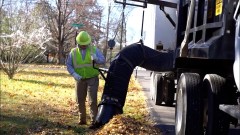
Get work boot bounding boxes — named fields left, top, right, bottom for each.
left=78, top=112, right=86, bottom=125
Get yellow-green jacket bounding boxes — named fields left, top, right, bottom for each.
left=71, top=46, right=99, bottom=79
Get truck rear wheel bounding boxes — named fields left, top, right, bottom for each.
left=175, top=73, right=203, bottom=135
left=203, top=74, right=230, bottom=135
left=163, top=79, right=175, bottom=106
left=153, top=74, right=163, bottom=105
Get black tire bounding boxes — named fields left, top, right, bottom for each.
left=164, top=79, right=175, bottom=106
left=175, top=73, right=203, bottom=135
left=153, top=74, right=163, bottom=105
left=203, top=74, right=230, bottom=135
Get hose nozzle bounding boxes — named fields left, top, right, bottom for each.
left=93, top=96, right=123, bottom=128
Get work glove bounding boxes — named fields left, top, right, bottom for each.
left=91, top=54, right=98, bottom=61
left=72, top=72, right=82, bottom=82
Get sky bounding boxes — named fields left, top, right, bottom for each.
left=126, top=7, right=144, bottom=44
left=98, top=0, right=143, bottom=45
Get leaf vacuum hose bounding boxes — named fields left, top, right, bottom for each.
left=94, top=43, right=175, bottom=128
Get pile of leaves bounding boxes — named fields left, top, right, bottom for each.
left=89, top=115, right=162, bottom=135
left=1, top=66, right=151, bottom=134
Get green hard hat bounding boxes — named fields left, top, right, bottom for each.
left=76, top=31, right=91, bottom=45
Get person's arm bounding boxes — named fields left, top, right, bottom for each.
left=66, top=51, right=82, bottom=81
left=94, top=48, right=106, bottom=64
left=66, top=52, right=76, bottom=75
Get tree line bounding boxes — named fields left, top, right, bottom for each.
left=0, top=0, right=133, bottom=79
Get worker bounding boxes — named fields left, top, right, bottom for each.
left=66, top=31, right=105, bottom=128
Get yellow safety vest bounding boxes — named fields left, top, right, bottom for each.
left=71, top=46, right=99, bottom=79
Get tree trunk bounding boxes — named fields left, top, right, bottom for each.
left=58, top=43, right=65, bottom=64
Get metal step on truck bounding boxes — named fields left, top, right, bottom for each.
left=119, top=0, right=240, bottom=134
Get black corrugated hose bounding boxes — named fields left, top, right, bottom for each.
left=93, top=42, right=175, bottom=128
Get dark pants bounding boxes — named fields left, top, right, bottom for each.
left=75, top=76, right=99, bottom=123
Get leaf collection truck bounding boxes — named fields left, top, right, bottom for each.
left=93, top=0, right=240, bottom=135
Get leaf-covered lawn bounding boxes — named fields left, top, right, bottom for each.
left=0, top=65, right=149, bottom=134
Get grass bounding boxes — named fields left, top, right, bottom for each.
left=0, top=65, right=149, bottom=135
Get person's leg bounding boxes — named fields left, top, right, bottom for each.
left=86, top=76, right=99, bottom=124
left=76, top=80, right=87, bottom=124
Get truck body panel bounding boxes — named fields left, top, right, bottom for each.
left=143, top=1, right=177, bottom=50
